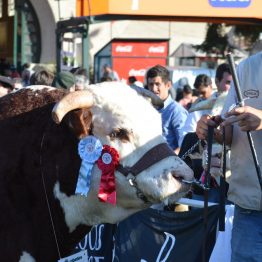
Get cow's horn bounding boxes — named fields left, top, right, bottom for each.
left=131, top=85, right=164, bottom=108
left=189, top=97, right=216, bottom=113
left=189, top=92, right=228, bottom=113
left=52, top=90, right=94, bottom=124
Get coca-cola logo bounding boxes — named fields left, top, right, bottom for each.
left=115, top=45, right=133, bottom=53
left=148, top=46, right=165, bottom=53
left=129, top=69, right=146, bottom=77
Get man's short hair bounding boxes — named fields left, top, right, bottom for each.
left=146, top=65, right=170, bottom=84
left=30, top=69, right=54, bottom=86
left=215, top=63, right=231, bottom=82
left=193, top=74, right=212, bottom=89
left=183, top=84, right=193, bottom=95
left=75, top=67, right=88, bottom=77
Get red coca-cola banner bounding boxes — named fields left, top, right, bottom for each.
left=112, top=41, right=168, bottom=83
left=113, top=57, right=166, bottom=83
left=112, top=41, right=168, bottom=57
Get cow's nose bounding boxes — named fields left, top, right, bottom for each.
left=171, top=166, right=194, bottom=182
left=172, top=173, right=184, bottom=182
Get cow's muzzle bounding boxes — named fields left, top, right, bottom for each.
left=116, top=143, right=185, bottom=203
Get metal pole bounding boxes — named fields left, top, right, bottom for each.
left=56, top=30, right=62, bottom=73
left=82, top=22, right=89, bottom=77
left=21, top=8, right=26, bottom=65
left=13, top=9, right=18, bottom=67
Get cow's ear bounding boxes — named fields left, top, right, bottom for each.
left=65, top=108, right=93, bottom=139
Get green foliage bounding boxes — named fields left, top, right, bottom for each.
left=196, top=23, right=262, bottom=55
left=234, top=24, right=262, bottom=47
left=195, top=23, right=229, bottom=57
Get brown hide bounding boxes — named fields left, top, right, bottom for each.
left=66, top=109, right=93, bottom=138
left=0, top=88, right=92, bottom=261
left=0, top=88, right=93, bottom=139
left=0, top=88, right=66, bottom=120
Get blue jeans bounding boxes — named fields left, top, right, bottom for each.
left=231, top=205, right=262, bottom=262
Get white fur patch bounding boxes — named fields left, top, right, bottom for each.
left=19, top=251, right=36, bottom=262
left=54, top=182, right=87, bottom=232
left=27, top=85, right=56, bottom=91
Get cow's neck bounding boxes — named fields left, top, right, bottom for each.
left=54, top=183, right=140, bottom=232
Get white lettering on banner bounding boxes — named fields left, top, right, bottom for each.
left=140, top=232, right=176, bottom=262
left=115, top=45, right=133, bottom=53
left=89, top=224, right=104, bottom=251
left=112, top=236, right=116, bottom=260
left=87, top=256, right=104, bottom=262
left=148, top=46, right=165, bottom=53
left=156, top=232, right=176, bottom=262
left=78, top=235, right=88, bottom=250
left=78, top=224, right=104, bottom=251
left=129, top=69, right=146, bottom=77
left=58, top=250, right=87, bottom=262
left=76, top=225, right=105, bottom=261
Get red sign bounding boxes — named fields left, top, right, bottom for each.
left=112, top=57, right=167, bottom=83
left=110, top=40, right=168, bottom=83
left=112, top=41, right=168, bottom=57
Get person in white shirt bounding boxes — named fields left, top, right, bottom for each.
left=179, top=74, right=213, bottom=146
left=179, top=64, right=232, bottom=146
left=196, top=52, right=262, bottom=262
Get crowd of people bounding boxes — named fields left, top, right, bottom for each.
left=1, top=52, right=262, bottom=261
left=0, top=60, right=91, bottom=98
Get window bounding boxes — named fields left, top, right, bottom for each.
left=8, top=0, right=15, bottom=17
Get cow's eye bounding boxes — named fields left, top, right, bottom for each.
left=109, top=128, right=130, bottom=142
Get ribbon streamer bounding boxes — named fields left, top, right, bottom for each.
left=76, top=136, right=103, bottom=196
left=97, top=145, right=119, bottom=205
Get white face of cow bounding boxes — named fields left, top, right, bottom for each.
left=54, top=82, right=193, bottom=231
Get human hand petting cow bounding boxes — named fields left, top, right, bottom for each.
left=196, top=105, right=262, bottom=143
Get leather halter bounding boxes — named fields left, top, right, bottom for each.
left=116, top=143, right=175, bottom=203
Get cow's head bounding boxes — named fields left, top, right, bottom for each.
left=52, top=82, right=193, bottom=230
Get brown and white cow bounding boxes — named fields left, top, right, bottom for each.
left=0, top=82, right=193, bottom=262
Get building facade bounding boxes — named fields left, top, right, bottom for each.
left=0, top=0, right=208, bottom=71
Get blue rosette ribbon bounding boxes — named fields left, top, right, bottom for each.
left=75, top=135, right=103, bottom=196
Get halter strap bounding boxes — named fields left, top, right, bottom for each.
left=116, top=143, right=175, bottom=177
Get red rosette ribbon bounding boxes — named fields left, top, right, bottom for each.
left=97, top=145, right=120, bottom=205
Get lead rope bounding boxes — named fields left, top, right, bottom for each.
left=180, top=140, right=201, bottom=160
left=202, top=125, right=214, bottom=262
left=219, top=126, right=226, bottom=231
left=40, top=131, right=62, bottom=259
